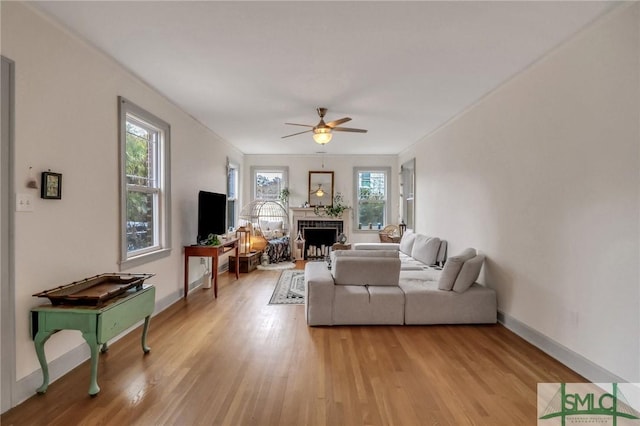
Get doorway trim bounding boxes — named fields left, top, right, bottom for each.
left=1, top=55, right=16, bottom=413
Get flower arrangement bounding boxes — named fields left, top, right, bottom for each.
left=314, top=192, right=349, bottom=218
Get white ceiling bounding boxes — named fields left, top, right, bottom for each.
left=32, top=1, right=617, bottom=156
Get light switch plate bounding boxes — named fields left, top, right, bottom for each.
left=16, top=193, right=34, bottom=212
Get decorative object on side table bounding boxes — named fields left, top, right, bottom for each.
left=199, top=233, right=220, bottom=246
left=236, top=226, right=251, bottom=254
left=332, top=242, right=351, bottom=251
left=399, top=220, right=407, bottom=237
left=41, top=171, right=62, bottom=199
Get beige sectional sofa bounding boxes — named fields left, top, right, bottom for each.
left=304, top=231, right=497, bottom=326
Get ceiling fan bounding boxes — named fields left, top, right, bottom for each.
left=282, top=107, right=367, bottom=145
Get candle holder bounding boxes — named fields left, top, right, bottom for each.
left=236, top=226, right=251, bottom=254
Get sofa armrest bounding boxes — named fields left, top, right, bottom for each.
left=305, top=262, right=335, bottom=326
left=353, top=243, right=400, bottom=251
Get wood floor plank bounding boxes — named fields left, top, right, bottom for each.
left=2, top=266, right=585, bottom=425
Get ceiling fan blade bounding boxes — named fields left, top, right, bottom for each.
left=332, top=127, right=368, bottom=133
left=281, top=129, right=313, bottom=138
left=284, top=122, right=314, bottom=127
left=326, top=117, right=351, bottom=128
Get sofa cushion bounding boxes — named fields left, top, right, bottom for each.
left=353, top=243, right=400, bottom=251
left=334, top=249, right=398, bottom=258
left=452, top=254, right=485, bottom=293
left=411, top=235, right=440, bottom=266
left=332, top=257, right=401, bottom=286
left=399, top=279, right=497, bottom=324
left=437, top=248, right=476, bottom=290
left=399, top=230, right=416, bottom=255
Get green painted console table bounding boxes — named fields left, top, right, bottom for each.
left=30, top=284, right=155, bottom=396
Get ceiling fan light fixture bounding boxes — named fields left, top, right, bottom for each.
left=316, top=188, right=325, bottom=197
left=312, top=128, right=332, bottom=145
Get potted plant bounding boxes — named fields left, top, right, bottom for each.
left=314, top=192, right=349, bottom=218
left=278, top=188, right=290, bottom=206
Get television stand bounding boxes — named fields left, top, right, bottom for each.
left=183, top=238, right=239, bottom=299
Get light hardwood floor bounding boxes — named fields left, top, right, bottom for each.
left=2, top=265, right=584, bottom=425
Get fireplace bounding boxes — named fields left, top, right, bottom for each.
left=303, top=227, right=338, bottom=259
left=290, top=208, right=351, bottom=260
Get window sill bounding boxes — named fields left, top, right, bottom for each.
left=120, top=247, right=171, bottom=271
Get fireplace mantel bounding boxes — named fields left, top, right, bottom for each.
left=290, top=207, right=351, bottom=245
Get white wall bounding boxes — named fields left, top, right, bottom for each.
left=1, top=1, right=243, bottom=397
left=400, top=4, right=639, bottom=382
left=243, top=154, right=399, bottom=244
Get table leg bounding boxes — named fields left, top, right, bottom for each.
left=82, top=332, right=101, bottom=396
left=33, top=330, right=54, bottom=394
left=234, top=244, right=240, bottom=280
left=213, top=255, right=219, bottom=298
left=184, top=253, right=189, bottom=299
left=141, top=315, right=151, bottom=354
left=100, top=343, right=109, bottom=353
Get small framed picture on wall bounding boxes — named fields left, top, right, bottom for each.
left=41, top=171, right=62, bottom=199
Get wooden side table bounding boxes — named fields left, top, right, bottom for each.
left=229, top=251, right=262, bottom=273
left=183, top=238, right=239, bottom=299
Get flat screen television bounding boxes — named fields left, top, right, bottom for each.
left=197, top=190, right=227, bottom=243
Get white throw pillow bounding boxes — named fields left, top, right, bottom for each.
left=399, top=230, right=416, bottom=255
left=437, top=248, right=476, bottom=291
left=452, top=254, right=485, bottom=293
left=411, top=235, right=440, bottom=266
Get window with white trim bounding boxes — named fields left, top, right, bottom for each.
left=119, top=97, right=171, bottom=268
left=354, top=167, right=391, bottom=231
left=227, top=162, right=239, bottom=229
left=251, top=166, right=288, bottom=201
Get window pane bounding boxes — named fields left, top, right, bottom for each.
left=256, top=171, right=284, bottom=200
left=227, top=168, right=237, bottom=199
left=227, top=199, right=236, bottom=229
left=358, top=171, right=386, bottom=200
left=126, top=123, right=152, bottom=186
left=358, top=200, right=385, bottom=228
left=126, top=190, right=156, bottom=251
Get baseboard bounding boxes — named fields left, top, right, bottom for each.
left=497, top=310, right=625, bottom=383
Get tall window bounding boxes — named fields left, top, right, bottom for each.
left=119, top=97, right=171, bottom=268
left=251, top=166, right=288, bottom=201
left=354, top=167, right=391, bottom=230
left=227, top=161, right=238, bottom=229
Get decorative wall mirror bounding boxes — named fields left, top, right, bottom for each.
left=308, top=171, right=334, bottom=207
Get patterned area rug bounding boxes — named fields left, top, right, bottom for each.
left=269, top=270, right=305, bottom=305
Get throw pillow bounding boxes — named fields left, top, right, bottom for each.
left=399, top=230, right=416, bottom=255
left=411, top=235, right=440, bottom=266
left=437, top=248, right=476, bottom=291
left=452, top=254, right=485, bottom=293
